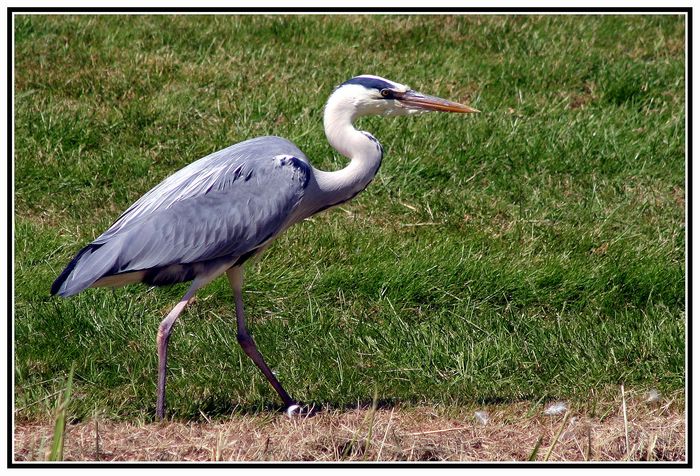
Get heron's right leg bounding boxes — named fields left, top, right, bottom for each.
left=156, top=283, right=199, bottom=420
left=226, top=267, right=299, bottom=411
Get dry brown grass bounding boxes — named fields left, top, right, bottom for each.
left=14, top=391, right=686, bottom=463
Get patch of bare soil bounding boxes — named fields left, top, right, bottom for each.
left=14, top=395, right=685, bottom=462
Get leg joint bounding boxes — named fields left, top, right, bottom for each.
left=236, top=331, right=254, bottom=347
left=158, top=321, right=174, bottom=344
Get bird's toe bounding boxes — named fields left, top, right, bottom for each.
left=285, top=403, right=317, bottom=418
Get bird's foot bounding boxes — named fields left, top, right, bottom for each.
left=285, top=402, right=318, bottom=418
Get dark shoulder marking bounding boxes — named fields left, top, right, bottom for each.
left=274, top=154, right=311, bottom=188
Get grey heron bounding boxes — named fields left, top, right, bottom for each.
left=51, top=75, right=479, bottom=419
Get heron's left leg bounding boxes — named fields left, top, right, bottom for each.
left=226, top=267, right=299, bottom=411
left=156, top=281, right=200, bottom=420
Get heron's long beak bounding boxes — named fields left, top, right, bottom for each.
left=398, top=90, right=480, bottom=114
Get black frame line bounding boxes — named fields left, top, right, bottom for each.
left=6, top=6, right=692, bottom=469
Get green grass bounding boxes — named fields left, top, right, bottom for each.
left=14, top=14, right=686, bottom=421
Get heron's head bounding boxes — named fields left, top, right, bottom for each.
left=326, top=74, right=479, bottom=119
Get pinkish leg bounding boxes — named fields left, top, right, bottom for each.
left=156, top=283, right=199, bottom=420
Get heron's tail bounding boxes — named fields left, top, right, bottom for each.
left=51, top=243, right=119, bottom=297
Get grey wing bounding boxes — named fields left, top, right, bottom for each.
left=52, top=136, right=311, bottom=297
left=95, top=136, right=309, bottom=243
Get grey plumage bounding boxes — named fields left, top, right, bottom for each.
left=52, top=136, right=310, bottom=297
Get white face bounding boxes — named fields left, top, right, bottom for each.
left=330, top=75, right=423, bottom=118
left=326, top=75, right=478, bottom=120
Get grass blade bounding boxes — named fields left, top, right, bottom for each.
left=528, top=436, right=543, bottom=461
left=621, top=384, right=629, bottom=458
left=544, top=411, right=570, bottom=462
left=585, top=425, right=592, bottom=461
left=94, top=406, right=100, bottom=462
left=362, top=387, right=379, bottom=460
left=48, top=364, right=75, bottom=461
left=376, top=407, right=395, bottom=461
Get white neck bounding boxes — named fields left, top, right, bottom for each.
left=305, top=91, right=384, bottom=212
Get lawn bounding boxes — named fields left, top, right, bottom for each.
left=13, top=14, right=685, bottom=428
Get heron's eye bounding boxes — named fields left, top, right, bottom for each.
left=380, top=89, right=392, bottom=98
